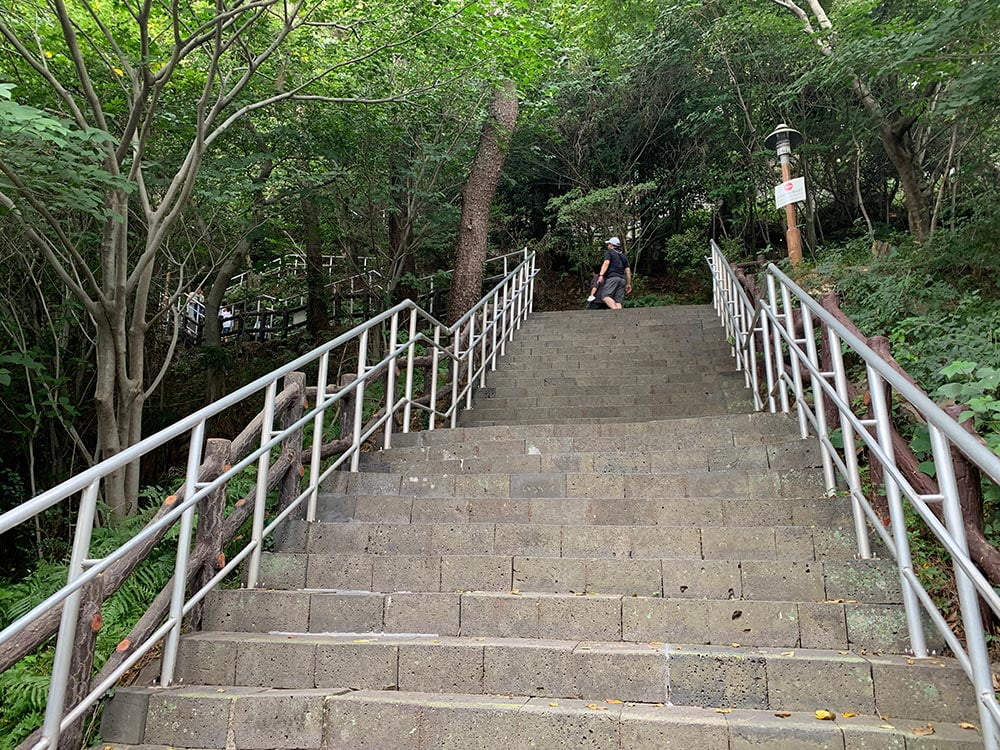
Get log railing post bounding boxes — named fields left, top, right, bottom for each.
left=58, top=575, right=105, bottom=750
left=190, top=438, right=231, bottom=629
left=277, top=372, right=306, bottom=516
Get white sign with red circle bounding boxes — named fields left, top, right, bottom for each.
left=774, top=177, right=806, bottom=208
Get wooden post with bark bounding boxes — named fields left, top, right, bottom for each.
left=278, top=373, right=306, bottom=515
left=189, top=438, right=232, bottom=629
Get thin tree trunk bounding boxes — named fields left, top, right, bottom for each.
left=446, top=82, right=518, bottom=323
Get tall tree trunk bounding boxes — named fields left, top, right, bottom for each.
left=203, top=237, right=247, bottom=401
left=302, top=189, right=329, bottom=342
left=447, top=82, right=519, bottom=323
left=879, top=123, right=930, bottom=242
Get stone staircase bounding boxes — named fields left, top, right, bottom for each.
left=102, top=306, right=982, bottom=749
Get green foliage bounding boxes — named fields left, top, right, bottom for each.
left=937, top=362, right=1000, bottom=454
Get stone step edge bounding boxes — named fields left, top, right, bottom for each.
left=101, top=687, right=984, bottom=749
left=174, top=633, right=971, bottom=722
left=202, top=588, right=944, bottom=655
left=256, top=553, right=896, bottom=603
left=389, top=411, right=797, bottom=440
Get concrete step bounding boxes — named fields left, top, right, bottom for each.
left=477, top=381, right=746, bottom=399
left=468, top=393, right=748, bottom=412
left=324, top=467, right=827, bottom=501
left=278, top=521, right=870, bottom=561
left=362, top=443, right=820, bottom=475
left=99, top=685, right=985, bottom=749
left=312, top=494, right=857, bottom=528
left=366, top=437, right=819, bottom=471
left=169, top=633, right=974, bottom=723
left=201, top=588, right=943, bottom=654
left=256, top=552, right=899, bottom=603
left=387, top=412, right=800, bottom=449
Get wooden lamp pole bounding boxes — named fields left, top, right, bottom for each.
left=764, top=123, right=804, bottom=265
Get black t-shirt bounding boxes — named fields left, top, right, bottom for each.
left=603, top=249, right=629, bottom=279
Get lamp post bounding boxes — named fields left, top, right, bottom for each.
left=764, top=123, right=804, bottom=265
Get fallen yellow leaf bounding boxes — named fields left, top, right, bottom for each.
left=842, top=712, right=857, bottom=718
left=780, top=651, right=795, bottom=657
left=814, top=710, right=836, bottom=721
left=548, top=702, right=558, bottom=707
left=959, top=722, right=978, bottom=730
left=730, top=642, right=741, bottom=648
left=510, top=589, right=520, bottom=595
left=715, top=708, right=732, bottom=714
left=838, top=650, right=850, bottom=655
left=605, top=699, right=623, bottom=704
left=881, top=724, right=895, bottom=730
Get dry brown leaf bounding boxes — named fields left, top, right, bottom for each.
left=814, top=710, right=836, bottom=721
left=774, top=712, right=791, bottom=718
left=838, top=650, right=850, bottom=655
left=959, top=722, right=978, bottom=730
left=605, top=699, right=623, bottom=705
left=842, top=712, right=857, bottom=718
left=912, top=725, right=935, bottom=736
left=715, top=708, right=732, bottom=714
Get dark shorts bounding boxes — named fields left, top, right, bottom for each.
left=601, top=276, right=626, bottom=303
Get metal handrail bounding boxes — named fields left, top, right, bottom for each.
left=708, top=241, right=1000, bottom=749
left=0, top=249, right=537, bottom=750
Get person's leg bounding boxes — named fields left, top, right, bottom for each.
left=602, top=296, right=616, bottom=309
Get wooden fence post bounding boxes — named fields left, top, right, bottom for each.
left=277, top=372, right=306, bottom=515
left=189, top=438, right=231, bottom=630
left=57, top=575, right=105, bottom=750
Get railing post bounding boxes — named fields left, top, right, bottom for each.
left=351, top=329, right=369, bottom=469
left=465, top=311, right=476, bottom=410
left=429, top=324, right=441, bottom=430
left=928, top=424, right=998, bottom=746
left=507, top=272, right=517, bottom=343
left=867, top=365, right=928, bottom=658
left=800, top=305, right=837, bottom=495
left=766, top=274, right=790, bottom=413
left=450, top=326, right=461, bottom=428
left=307, top=352, right=329, bottom=522
left=402, top=308, right=417, bottom=432
left=191, top=438, right=231, bottom=627
left=499, top=281, right=509, bottom=357
left=479, top=306, right=488, bottom=388
left=40, top=479, right=99, bottom=748
left=491, top=290, right=500, bottom=370
left=384, top=312, right=399, bottom=448
left=278, top=372, right=306, bottom=515
left=516, top=263, right=526, bottom=329
left=246, top=380, right=276, bottom=589
left=528, top=253, right=536, bottom=314
left=162, top=419, right=206, bottom=684
left=779, top=279, right=810, bottom=439
left=827, top=329, right=872, bottom=559
left=759, top=301, right=777, bottom=413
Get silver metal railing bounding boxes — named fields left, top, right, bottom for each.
left=0, top=248, right=537, bottom=750
left=708, top=241, right=1000, bottom=748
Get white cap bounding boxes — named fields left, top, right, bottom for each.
left=605, top=237, right=621, bottom=247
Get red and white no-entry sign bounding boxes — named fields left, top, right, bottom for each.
left=774, top=177, right=806, bottom=208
